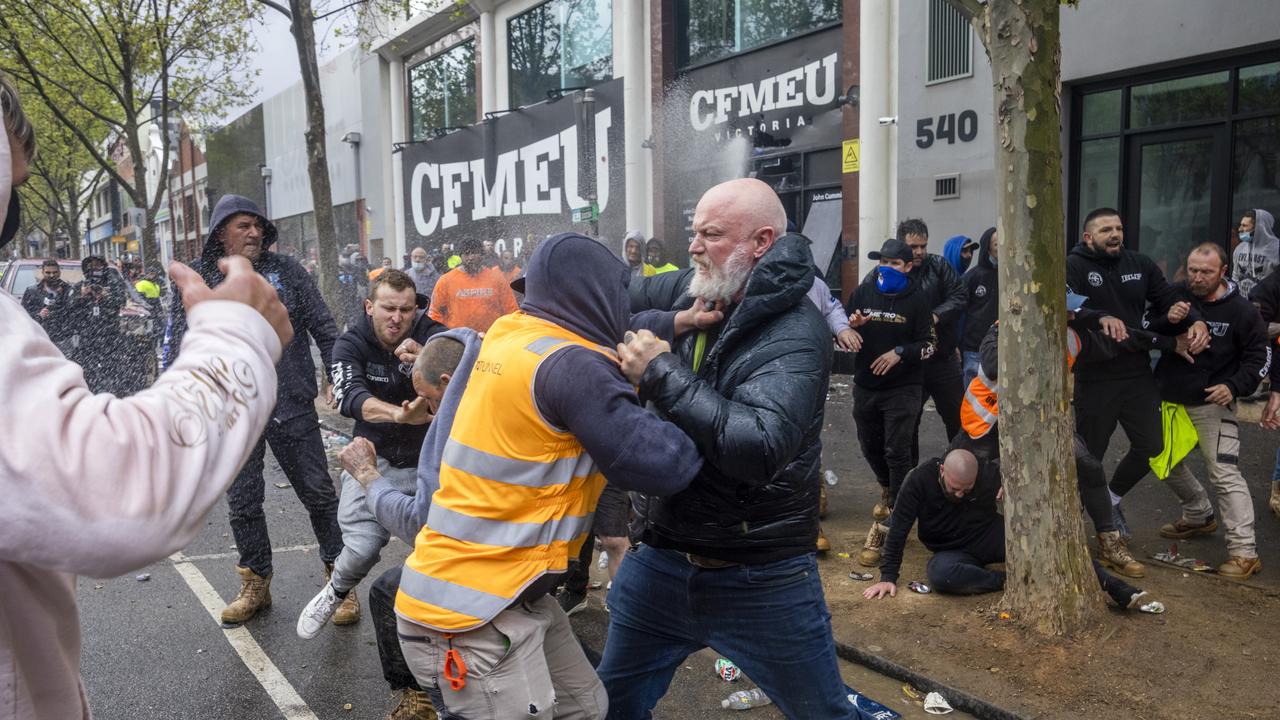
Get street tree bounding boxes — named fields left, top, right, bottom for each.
left=0, top=0, right=257, bottom=266
left=20, top=99, right=106, bottom=259
left=947, top=0, right=1106, bottom=635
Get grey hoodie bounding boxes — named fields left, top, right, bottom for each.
left=1233, top=208, right=1279, bottom=298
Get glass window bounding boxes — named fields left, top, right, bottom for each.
left=508, top=0, right=612, bottom=109
left=1232, top=115, right=1280, bottom=225
left=1077, top=137, right=1120, bottom=233
left=1136, top=136, right=1216, bottom=282
left=678, top=0, right=840, bottom=68
left=409, top=40, right=477, bottom=142
left=1129, top=71, right=1229, bottom=129
left=1081, top=90, right=1121, bottom=136
left=1239, top=61, right=1280, bottom=114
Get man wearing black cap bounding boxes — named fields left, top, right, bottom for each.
left=845, top=237, right=938, bottom=567
left=165, top=194, right=344, bottom=625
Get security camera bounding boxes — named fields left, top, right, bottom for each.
left=878, top=116, right=898, bottom=126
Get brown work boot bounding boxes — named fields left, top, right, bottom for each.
left=819, top=484, right=828, bottom=520
left=1158, top=515, right=1218, bottom=539
left=220, top=566, right=272, bottom=624
left=1218, top=555, right=1262, bottom=580
left=324, top=564, right=361, bottom=626
left=1097, top=531, right=1145, bottom=578
left=1270, top=481, right=1280, bottom=519
left=816, top=526, right=831, bottom=553
left=857, top=522, right=888, bottom=567
left=388, top=688, right=438, bottom=720
left=872, top=487, right=893, bottom=521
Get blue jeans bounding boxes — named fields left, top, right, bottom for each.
left=1272, top=447, right=1280, bottom=483
left=962, top=351, right=983, bottom=389
left=597, top=545, right=855, bottom=720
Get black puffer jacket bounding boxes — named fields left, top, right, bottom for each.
left=631, top=234, right=832, bottom=564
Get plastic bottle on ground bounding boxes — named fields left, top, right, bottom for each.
left=721, top=688, right=772, bottom=710
left=597, top=550, right=609, bottom=569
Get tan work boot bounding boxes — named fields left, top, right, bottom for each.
left=819, top=483, right=828, bottom=520
left=1218, top=555, right=1262, bottom=580
left=857, top=522, right=888, bottom=567
left=816, top=526, right=831, bottom=553
left=872, top=487, right=893, bottom=521
left=220, top=566, right=272, bottom=624
left=1097, top=531, right=1145, bottom=578
left=324, top=564, right=362, bottom=626
left=1270, top=481, right=1280, bottom=519
left=1159, top=515, right=1218, bottom=539
left=388, top=688, right=438, bottom=720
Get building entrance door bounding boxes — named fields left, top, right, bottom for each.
left=1123, top=126, right=1230, bottom=282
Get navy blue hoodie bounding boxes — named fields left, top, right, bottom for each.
left=520, top=233, right=701, bottom=496
left=164, top=195, right=339, bottom=422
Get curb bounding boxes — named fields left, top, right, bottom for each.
left=834, top=641, right=1026, bottom=720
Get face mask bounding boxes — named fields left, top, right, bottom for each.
left=412, top=261, right=425, bottom=271
left=876, top=265, right=909, bottom=293
left=0, top=192, right=20, bottom=250
left=85, top=269, right=108, bottom=285
left=1239, top=231, right=1253, bottom=243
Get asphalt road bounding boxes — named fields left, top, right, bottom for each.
left=78, top=374, right=1280, bottom=719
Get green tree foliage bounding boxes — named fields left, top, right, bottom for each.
left=0, top=0, right=259, bottom=264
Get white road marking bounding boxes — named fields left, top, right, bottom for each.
left=171, top=543, right=319, bottom=563
left=170, top=551, right=319, bottom=720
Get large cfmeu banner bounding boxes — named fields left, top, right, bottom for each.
left=401, top=78, right=625, bottom=257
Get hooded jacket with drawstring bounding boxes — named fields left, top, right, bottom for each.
left=165, top=195, right=339, bottom=421
left=1233, top=208, right=1280, bottom=298
left=960, top=227, right=999, bottom=353
left=943, top=235, right=972, bottom=276
left=630, top=233, right=833, bottom=564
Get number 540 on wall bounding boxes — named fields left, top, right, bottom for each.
left=916, top=110, right=979, bottom=148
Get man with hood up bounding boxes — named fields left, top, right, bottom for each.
left=623, top=229, right=651, bottom=277
left=389, top=233, right=704, bottom=719
left=942, top=234, right=977, bottom=276
left=604, top=178, right=855, bottom=719
left=645, top=237, right=680, bottom=274
left=960, top=227, right=998, bottom=387
left=1233, top=208, right=1279, bottom=298
left=165, top=194, right=345, bottom=625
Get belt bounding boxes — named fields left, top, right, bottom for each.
left=685, top=553, right=741, bottom=569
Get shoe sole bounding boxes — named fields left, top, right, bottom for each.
left=1220, top=567, right=1261, bottom=581
left=1099, top=557, right=1145, bottom=579
left=563, top=601, right=589, bottom=617
left=1157, top=521, right=1219, bottom=540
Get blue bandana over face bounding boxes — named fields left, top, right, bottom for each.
left=877, top=265, right=909, bottom=293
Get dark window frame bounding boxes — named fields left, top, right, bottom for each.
left=407, top=38, right=478, bottom=142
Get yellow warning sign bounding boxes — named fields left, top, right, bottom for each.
left=842, top=139, right=860, bottom=173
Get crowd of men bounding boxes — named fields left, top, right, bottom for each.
left=6, top=65, right=1280, bottom=720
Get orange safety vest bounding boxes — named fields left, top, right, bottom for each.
left=395, top=312, right=612, bottom=632
left=961, top=328, right=1081, bottom=439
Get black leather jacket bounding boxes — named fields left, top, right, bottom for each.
left=629, top=234, right=832, bottom=564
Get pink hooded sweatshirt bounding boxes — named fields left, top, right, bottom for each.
left=0, top=131, right=283, bottom=718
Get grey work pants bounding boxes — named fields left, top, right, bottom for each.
left=330, top=458, right=418, bottom=593
left=398, top=595, right=607, bottom=719
left=1162, top=402, right=1257, bottom=558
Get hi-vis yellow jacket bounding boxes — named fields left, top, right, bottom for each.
left=961, top=327, right=1082, bottom=439
left=395, top=312, right=610, bottom=631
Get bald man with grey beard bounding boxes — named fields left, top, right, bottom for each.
left=600, top=178, right=855, bottom=719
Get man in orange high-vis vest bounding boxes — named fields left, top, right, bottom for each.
left=953, top=291, right=1191, bottom=579
left=379, top=233, right=705, bottom=719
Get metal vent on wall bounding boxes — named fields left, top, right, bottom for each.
left=927, top=0, right=973, bottom=84
left=934, top=173, right=961, bottom=200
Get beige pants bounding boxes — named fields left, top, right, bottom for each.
left=398, top=595, right=607, bottom=719
left=1163, top=402, right=1257, bottom=557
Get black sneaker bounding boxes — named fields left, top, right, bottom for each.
left=557, top=589, right=588, bottom=616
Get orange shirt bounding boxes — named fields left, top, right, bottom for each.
left=428, top=266, right=520, bottom=332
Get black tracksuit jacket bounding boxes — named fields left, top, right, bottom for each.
left=845, top=274, right=937, bottom=390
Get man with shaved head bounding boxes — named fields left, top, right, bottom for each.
left=604, top=178, right=852, bottom=718
left=863, top=450, right=1159, bottom=612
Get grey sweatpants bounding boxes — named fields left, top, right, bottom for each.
left=330, top=458, right=418, bottom=593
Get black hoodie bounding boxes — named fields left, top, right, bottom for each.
left=330, top=307, right=445, bottom=467
left=861, top=253, right=965, bottom=355
left=1148, top=280, right=1270, bottom=406
left=845, top=270, right=938, bottom=390
left=1066, top=243, right=1189, bottom=382
left=164, top=195, right=340, bottom=422
left=960, top=227, right=998, bottom=352
left=631, top=233, right=833, bottom=563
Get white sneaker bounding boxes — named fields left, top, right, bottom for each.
left=297, top=582, right=342, bottom=639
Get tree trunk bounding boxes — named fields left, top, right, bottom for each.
left=961, top=0, right=1105, bottom=636
left=288, top=0, right=343, bottom=320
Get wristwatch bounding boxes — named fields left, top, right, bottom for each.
left=893, top=345, right=904, bottom=356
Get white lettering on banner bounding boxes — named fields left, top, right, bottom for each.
left=406, top=108, right=613, bottom=238
left=689, top=52, right=838, bottom=131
